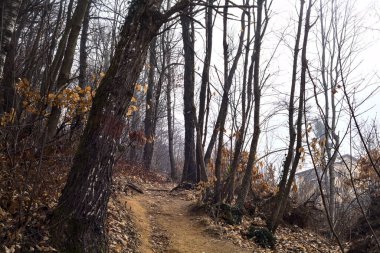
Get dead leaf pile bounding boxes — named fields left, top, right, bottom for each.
left=107, top=194, right=140, bottom=253
left=198, top=213, right=341, bottom=252
left=0, top=161, right=68, bottom=252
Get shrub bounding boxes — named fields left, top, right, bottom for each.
left=247, top=225, right=276, bottom=249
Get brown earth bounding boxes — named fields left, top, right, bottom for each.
left=109, top=167, right=341, bottom=253
left=122, top=186, right=251, bottom=253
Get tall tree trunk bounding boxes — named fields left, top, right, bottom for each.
left=78, top=0, right=91, bottom=98
left=214, top=1, right=246, bottom=203
left=325, top=0, right=340, bottom=227
left=71, top=0, right=92, bottom=135
left=22, top=7, right=48, bottom=82
left=268, top=0, right=311, bottom=233
left=143, top=37, right=157, bottom=170
left=50, top=1, right=189, bottom=251
left=40, top=0, right=74, bottom=97
left=196, top=0, right=213, bottom=180
left=162, top=1, right=177, bottom=180
left=181, top=6, right=197, bottom=183
left=318, top=0, right=336, bottom=227
left=236, top=0, right=265, bottom=209
left=46, top=0, right=90, bottom=139
left=203, top=1, right=250, bottom=167
left=0, top=0, right=22, bottom=113
left=167, top=65, right=177, bottom=180
left=268, top=0, right=305, bottom=231
left=225, top=1, right=252, bottom=203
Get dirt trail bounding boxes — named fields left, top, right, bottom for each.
left=122, top=186, right=250, bottom=253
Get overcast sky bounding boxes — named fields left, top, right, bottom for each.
left=187, top=0, right=380, bottom=170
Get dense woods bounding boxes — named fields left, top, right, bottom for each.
left=1, top=0, right=380, bottom=252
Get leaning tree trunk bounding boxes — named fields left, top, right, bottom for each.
left=0, top=0, right=22, bottom=113
left=50, top=1, right=189, bottom=251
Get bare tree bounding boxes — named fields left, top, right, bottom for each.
left=236, top=0, right=266, bottom=209
left=163, top=0, right=177, bottom=180
left=268, top=0, right=312, bottom=232
left=213, top=0, right=246, bottom=203
left=50, top=1, right=190, bottom=251
left=0, top=0, right=22, bottom=113
left=46, top=0, right=90, bottom=139
left=71, top=0, right=93, bottom=134
left=196, top=0, right=214, bottom=182
left=225, top=0, right=253, bottom=203
left=181, top=5, right=198, bottom=183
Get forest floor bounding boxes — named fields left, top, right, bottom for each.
left=107, top=164, right=343, bottom=253
left=124, top=185, right=250, bottom=253
left=0, top=162, right=343, bottom=252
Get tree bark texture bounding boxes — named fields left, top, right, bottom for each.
left=0, top=0, right=22, bottom=113
left=1, top=27, right=17, bottom=114
left=50, top=1, right=189, bottom=251
left=181, top=7, right=198, bottom=183
left=143, top=37, right=157, bottom=170
left=196, top=0, right=213, bottom=179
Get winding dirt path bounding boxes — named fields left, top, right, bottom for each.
left=122, top=187, right=250, bottom=253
